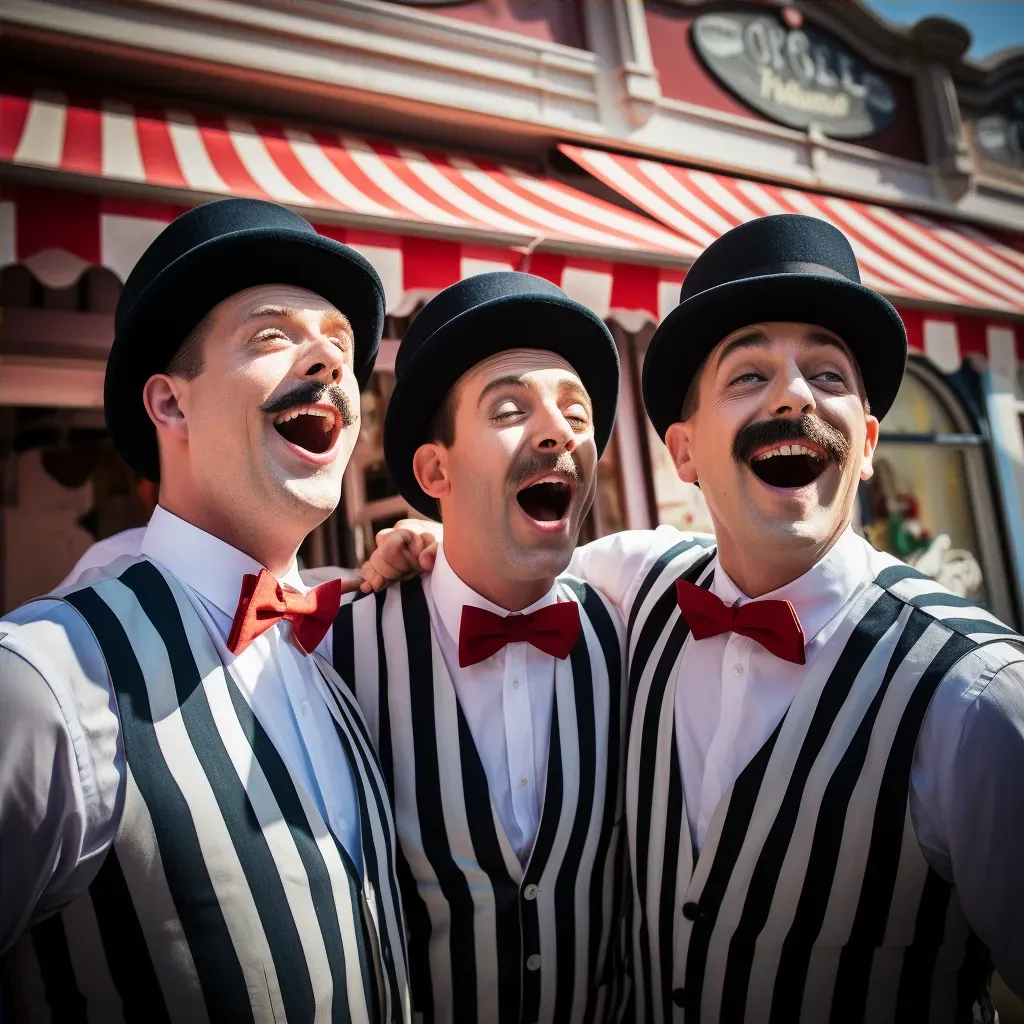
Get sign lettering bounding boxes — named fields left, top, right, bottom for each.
left=692, top=11, right=896, bottom=139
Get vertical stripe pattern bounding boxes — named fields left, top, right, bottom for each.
left=3, top=558, right=409, bottom=1024
left=334, top=575, right=630, bottom=1024
left=623, top=539, right=1023, bottom=1024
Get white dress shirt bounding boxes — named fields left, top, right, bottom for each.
left=0, top=506, right=362, bottom=953
left=569, top=524, right=1024, bottom=993
left=421, top=544, right=559, bottom=864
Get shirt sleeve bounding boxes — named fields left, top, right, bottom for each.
left=567, top=525, right=695, bottom=617
left=910, top=651, right=1024, bottom=997
left=0, top=602, right=124, bottom=954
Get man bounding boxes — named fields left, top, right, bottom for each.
left=330, top=272, right=631, bottom=1024
left=365, top=216, right=1024, bottom=1023
left=0, top=199, right=409, bottom=1022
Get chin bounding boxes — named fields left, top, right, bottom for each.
left=278, top=473, right=344, bottom=520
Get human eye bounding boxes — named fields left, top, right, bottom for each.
left=729, top=371, right=766, bottom=386
left=492, top=400, right=523, bottom=421
left=564, top=403, right=590, bottom=426
left=812, top=369, right=847, bottom=387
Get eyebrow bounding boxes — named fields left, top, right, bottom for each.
left=242, top=305, right=353, bottom=343
left=715, top=328, right=850, bottom=367
left=477, top=373, right=592, bottom=410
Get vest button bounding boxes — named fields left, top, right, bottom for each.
left=526, top=954, right=542, bottom=971
left=672, top=988, right=686, bottom=1007
left=682, top=901, right=699, bottom=920
left=523, top=883, right=539, bottom=901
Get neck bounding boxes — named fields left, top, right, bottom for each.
left=714, top=520, right=850, bottom=598
left=442, top=534, right=554, bottom=612
left=158, top=491, right=305, bottom=578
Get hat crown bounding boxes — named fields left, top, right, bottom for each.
left=115, top=199, right=317, bottom=333
left=396, top=271, right=568, bottom=378
left=680, top=213, right=861, bottom=302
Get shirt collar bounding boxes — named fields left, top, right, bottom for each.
left=711, top=526, right=868, bottom=644
left=431, top=543, right=561, bottom=647
left=140, top=505, right=306, bottom=618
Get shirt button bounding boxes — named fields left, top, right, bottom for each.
left=519, top=776, right=528, bottom=788
left=526, top=954, right=542, bottom=971
left=732, top=663, right=744, bottom=677
left=682, top=901, right=699, bottom=921
left=512, top=679, right=520, bottom=690
left=523, top=883, right=539, bottom=901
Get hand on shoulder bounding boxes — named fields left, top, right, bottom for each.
left=359, top=519, right=443, bottom=593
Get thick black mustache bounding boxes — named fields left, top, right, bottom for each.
left=506, top=449, right=582, bottom=491
left=732, top=414, right=850, bottom=466
left=261, top=381, right=356, bottom=428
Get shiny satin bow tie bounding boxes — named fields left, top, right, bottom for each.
left=458, top=602, right=581, bottom=668
left=227, top=569, right=342, bottom=656
left=675, top=579, right=806, bottom=666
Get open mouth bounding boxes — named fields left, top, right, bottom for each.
left=272, top=404, right=338, bottom=456
left=516, top=477, right=573, bottom=523
left=750, top=443, right=828, bottom=489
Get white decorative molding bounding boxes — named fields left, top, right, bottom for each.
left=1, top=0, right=606, bottom=134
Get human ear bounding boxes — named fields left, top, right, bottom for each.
left=859, top=414, right=880, bottom=481
left=412, top=443, right=451, bottom=500
left=143, top=374, right=189, bottom=439
left=665, top=421, right=699, bottom=485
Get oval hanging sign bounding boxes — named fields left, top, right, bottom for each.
left=692, top=11, right=896, bottom=139
left=973, top=91, right=1024, bottom=171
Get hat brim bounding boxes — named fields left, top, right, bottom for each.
left=642, top=272, right=907, bottom=438
left=106, top=226, right=386, bottom=482
left=384, top=294, right=620, bottom=520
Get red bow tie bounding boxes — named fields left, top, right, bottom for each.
left=675, top=579, right=806, bottom=665
left=458, top=602, right=581, bottom=668
left=227, top=569, right=342, bottom=656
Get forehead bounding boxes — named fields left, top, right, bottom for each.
left=211, top=283, right=345, bottom=330
left=712, top=321, right=854, bottom=364
left=459, top=347, right=585, bottom=394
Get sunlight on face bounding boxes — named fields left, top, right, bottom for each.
left=665, top=322, right=878, bottom=566
left=171, top=283, right=362, bottom=527
left=426, top=348, right=598, bottom=582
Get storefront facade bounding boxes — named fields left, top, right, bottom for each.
left=2, top=0, right=1023, bottom=628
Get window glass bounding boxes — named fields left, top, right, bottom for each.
left=858, top=369, right=987, bottom=603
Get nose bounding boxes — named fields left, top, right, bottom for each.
left=768, top=363, right=815, bottom=419
left=534, top=402, right=577, bottom=454
left=302, top=338, right=346, bottom=384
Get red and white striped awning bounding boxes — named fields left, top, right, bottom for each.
left=0, top=90, right=695, bottom=328
left=562, top=144, right=1024, bottom=319
left=0, top=91, right=690, bottom=259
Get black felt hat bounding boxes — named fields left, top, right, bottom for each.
left=384, top=271, right=620, bottom=520
left=643, top=213, right=907, bottom=438
left=107, top=198, right=386, bottom=482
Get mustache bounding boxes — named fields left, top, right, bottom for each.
left=506, top=449, right=582, bottom=491
left=732, top=414, right=850, bottom=465
left=260, top=380, right=356, bottom=428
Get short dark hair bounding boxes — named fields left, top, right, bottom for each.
left=165, top=313, right=212, bottom=380
left=428, top=380, right=460, bottom=447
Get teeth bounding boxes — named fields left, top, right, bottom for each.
left=753, top=443, right=822, bottom=461
left=272, top=405, right=336, bottom=431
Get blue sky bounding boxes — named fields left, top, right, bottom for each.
left=863, top=1, right=1024, bottom=59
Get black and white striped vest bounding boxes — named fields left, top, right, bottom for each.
left=625, top=536, right=1024, bottom=1024
left=332, top=576, right=631, bottom=1024
left=2, top=558, right=411, bottom=1024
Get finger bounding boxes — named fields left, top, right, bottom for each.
left=360, top=565, right=389, bottom=592
left=375, top=526, right=397, bottom=546
left=370, top=551, right=410, bottom=580
left=336, top=576, right=364, bottom=595
left=419, top=547, right=437, bottom=572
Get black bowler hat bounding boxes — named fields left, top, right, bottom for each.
left=384, top=272, right=620, bottom=520
left=642, top=213, right=907, bottom=438
left=107, top=198, right=386, bottom=482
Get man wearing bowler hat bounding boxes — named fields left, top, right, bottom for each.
left=0, top=199, right=410, bottom=1022
left=365, top=216, right=1024, bottom=1021
left=330, top=272, right=631, bottom=1024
